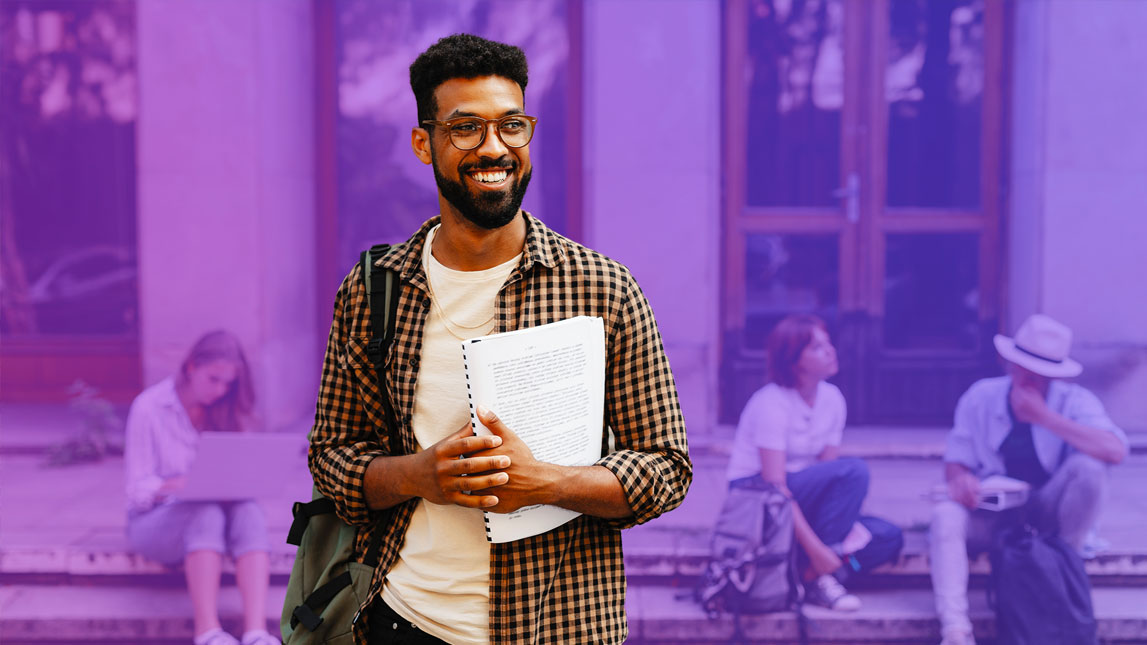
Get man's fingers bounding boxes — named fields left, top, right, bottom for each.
left=448, top=492, right=500, bottom=509
left=451, top=471, right=510, bottom=492
left=441, top=456, right=511, bottom=476
left=437, top=433, right=502, bottom=458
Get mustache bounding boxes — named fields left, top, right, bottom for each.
left=460, top=157, right=516, bottom=173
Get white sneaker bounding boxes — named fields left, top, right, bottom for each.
left=939, top=628, right=977, bottom=645
left=806, top=574, right=861, bottom=611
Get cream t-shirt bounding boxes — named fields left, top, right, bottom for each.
left=381, top=224, right=520, bottom=645
left=725, top=381, right=847, bottom=479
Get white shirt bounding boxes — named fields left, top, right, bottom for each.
left=726, top=381, right=847, bottom=480
left=382, top=224, right=520, bottom=645
left=123, top=377, right=200, bottom=512
left=945, top=375, right=1127, bottom=479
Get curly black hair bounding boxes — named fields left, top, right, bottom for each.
left=409, top=33, right=529, bottom=124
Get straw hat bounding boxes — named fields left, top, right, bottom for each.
left=993, top=314, right=1082, bottom=378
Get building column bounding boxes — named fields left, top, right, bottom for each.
left=136, top=0, right=318, bottom=429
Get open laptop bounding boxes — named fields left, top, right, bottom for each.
left=179, top=432, right=309, bottom=501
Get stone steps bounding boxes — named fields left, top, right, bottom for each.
left=4, top=530, right=1146, bottom=588
left=2, top=584, right=1145, bottom=644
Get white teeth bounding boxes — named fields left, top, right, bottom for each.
left=472, top=170, right=508, bottom=183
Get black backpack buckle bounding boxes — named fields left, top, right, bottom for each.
left=366, top=338, right=385, bottom=368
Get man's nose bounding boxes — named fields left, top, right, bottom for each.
left=474, top=121, right=509, bottom=157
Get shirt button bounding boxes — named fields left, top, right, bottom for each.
left=410, top=356, right=420, bottom=368
left=422, top=297, right=431, bottom=308
left=392, top=622, right=398, bottom=630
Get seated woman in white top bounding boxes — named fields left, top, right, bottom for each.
left=124, top=330, right=277, bottom=645
left=727, top=314, right=903, bottom=611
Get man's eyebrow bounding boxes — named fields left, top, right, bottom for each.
left=443, top=108, right=526, bottom=119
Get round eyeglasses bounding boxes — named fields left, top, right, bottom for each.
left=421, top=115, right=538, bottom=151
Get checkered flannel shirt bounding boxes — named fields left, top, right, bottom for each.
left=308, top=213, right=692, bottom=644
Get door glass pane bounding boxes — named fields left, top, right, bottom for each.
left=0, top=1, right=139, bottom=337
left=886, top=0, right=983, bottom=208
left=883, top=233, right=978, bottom=350
left=746, top=0, right=843, bottom=208
left=744, top=234, right=839, bottom=349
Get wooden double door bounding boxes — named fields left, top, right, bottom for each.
left=721, top=0, right=1007, bottom=424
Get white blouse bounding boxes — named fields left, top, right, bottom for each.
left=726, top=381, right=847, bottom=480
left=123, top=377, right=200, bottom=512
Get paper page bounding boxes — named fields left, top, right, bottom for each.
left=462, top=316, right=606, bottom=543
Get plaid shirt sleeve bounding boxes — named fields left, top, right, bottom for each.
left=308, top=267, right=389, bottom=526
left=595, top=270, right=692, bottom=529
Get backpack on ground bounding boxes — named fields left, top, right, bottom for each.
left=696, top=476, right=807, bottom=643
left=989, top=524, right=1098, bottom=645
left=280, top=244, right=401, bottom=644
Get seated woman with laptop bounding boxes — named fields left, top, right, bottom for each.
left=124, top=330, right=277, bottom=645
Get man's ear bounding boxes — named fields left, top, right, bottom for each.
left=411, top=127, right=433, bottom=165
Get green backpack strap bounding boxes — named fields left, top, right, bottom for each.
left=290, top=571, right=353, bottom=631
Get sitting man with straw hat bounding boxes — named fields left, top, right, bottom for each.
left=929, top=314, right=1129, bottom=645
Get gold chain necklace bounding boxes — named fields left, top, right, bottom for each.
left=425, top=276, right=497, bottom=341
left=424, top=227, right=497, bottom=341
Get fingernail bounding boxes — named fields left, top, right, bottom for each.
left=491, top=436, right=502, bottom=446
left=496, top=473, right=509, bottom=484
left=498, top=457, right=510, bottom=468
left=484, top=497, right=499, bottom=507
left=477, top=405, right=493, bottom=419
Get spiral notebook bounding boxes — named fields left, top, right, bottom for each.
left=461, top=316, right=606, bottom=543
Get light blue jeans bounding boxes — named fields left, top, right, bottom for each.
left=929, top=453, right=1107, bottom=634
left=127, top=500, right=270, bottom=564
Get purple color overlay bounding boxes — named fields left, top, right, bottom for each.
left=1, top=0, right=1144, bottom=637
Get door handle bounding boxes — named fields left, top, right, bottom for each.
left=832, top=172, right=860, bottom=223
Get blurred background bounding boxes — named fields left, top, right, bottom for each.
left=1, top=0, right=1144, bottom=643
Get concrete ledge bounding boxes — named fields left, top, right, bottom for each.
left=0, top=546, right=298, bottom=580
left=5, top=532, right=1147, bottom=586
left=0, top=585, right=285, bottom=642
left=2, top=585, right=1144, bottom=643
left=623, top=530, right=1147, bottom=586
left=691, top=426, right=1147, bottom=460
left=627, top=586, right=1147, bottom=644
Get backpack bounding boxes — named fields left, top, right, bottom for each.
left=989, top=524, right=1098, bottom=645
left=280, top=244, right=402, bottom=644
left=697, top=476, right=807, bottom=643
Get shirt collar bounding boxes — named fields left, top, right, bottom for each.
left=990, top=376, right=1070, bottom=450
left=157, top=376, right=182, bottom=410
left=375, top=211, right=566, bottom=290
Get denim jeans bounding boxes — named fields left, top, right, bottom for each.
left=126, top=500, right=269, bottom=564
left=787, top=457, right=871, bottom=563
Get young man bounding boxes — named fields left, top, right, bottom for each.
left=929, top=314, right=1128, bottom=645
left=308, top=34, right=692, bottom=644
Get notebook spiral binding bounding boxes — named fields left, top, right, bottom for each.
left=461, top=339, right=494, bottom=542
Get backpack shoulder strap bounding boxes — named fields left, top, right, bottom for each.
left=359, top=244, right=399, bottom=369
left=359, top=244, right=402, bottom=567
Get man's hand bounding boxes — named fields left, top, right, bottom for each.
left=1010, top=384, right=1050, bottom=425
left=469, top=406, right=558, bottom=514
left=946, top=466, right=981, bottom=510
left=410, top=422, right=510, bottom=509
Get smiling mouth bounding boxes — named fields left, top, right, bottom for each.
left=468, top=169, right=510, bottom=184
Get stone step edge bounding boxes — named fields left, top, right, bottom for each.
left=628, top=587, right=1147, bottom=643
left=1, top=585, right=1145, bottom=643
left=2, top=544, right=1145, bottom=581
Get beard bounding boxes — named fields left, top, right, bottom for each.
left=432, top=152, right=532, bottom=230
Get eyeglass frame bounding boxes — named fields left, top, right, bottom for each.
left=420, top=114, right=539, bottom=150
